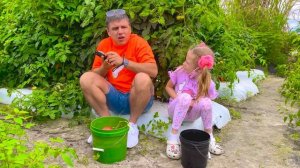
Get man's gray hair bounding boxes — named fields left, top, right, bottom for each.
left=105, top=9, right=130, bottom=26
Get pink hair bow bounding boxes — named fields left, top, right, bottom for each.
left=198, top=55, right=214, bottom=69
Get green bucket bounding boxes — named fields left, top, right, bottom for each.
left=90, top=116, right=129, bottom=164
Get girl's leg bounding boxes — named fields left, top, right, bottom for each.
left=185, top=97, right=212, bottom=126
left=168, top=93, right=193, bottom=134
left=198, top=97, right=213, bottom=134
left=196, top=97, right=224, bottom=155
left=166, top=93, right=192, bottom=159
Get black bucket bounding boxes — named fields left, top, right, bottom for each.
left=180, top=129, right=210, bottom=168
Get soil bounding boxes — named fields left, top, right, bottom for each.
left=27, top=76, right=300, bottom=168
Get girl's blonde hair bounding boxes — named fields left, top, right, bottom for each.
left=190, top=46, right=214, bottom=99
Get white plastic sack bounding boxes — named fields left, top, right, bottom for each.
left=238, top=79, right=259, bottom=97
left=218, top=82, right=246, bottom=102
left=218, top=80, right=259, bottom=102
left=0, top=88, right=74, bottom=119
left=236, top=69, right=265, bottom=82
left=0, top=88, right=32, bottom=104
left=91, top=100, right=231, bottom=139
left=218, top=69, right=264, bottom=102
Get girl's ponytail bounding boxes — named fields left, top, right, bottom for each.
left=192, top=47, right=214, bottom=100
left=196, top=67, right=211, bottom=99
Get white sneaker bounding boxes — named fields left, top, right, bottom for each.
left=209, top=140, right=224, bottom=155
left=127, top=123, right=139, bottom=148
left=87, top=135, right=93, bottom=144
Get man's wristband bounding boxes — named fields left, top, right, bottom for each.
left=123, top=58, right=129, bottom=67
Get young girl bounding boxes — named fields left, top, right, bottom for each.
left=165, top=44, right=224, bottom=159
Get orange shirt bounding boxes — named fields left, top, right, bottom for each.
left=92, top=34, right=156, bottom=93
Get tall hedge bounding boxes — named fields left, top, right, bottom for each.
left=0, top=0, right=294, bottom=101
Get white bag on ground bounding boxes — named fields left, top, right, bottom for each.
left=217, top=69, right=264, bottom=102
left=0, top=88, right=32, bottom=104
left=91, top=100, right=231, bottom=139
left=236, top=69, right=265, bottom=81
left=0, top=88, right=73, bottom=119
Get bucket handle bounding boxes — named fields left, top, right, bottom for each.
left=93, top=147, right=104, bottom=152
left=91, top=130, right=127, bottom=152
left=113, top=120, right=129, bottom=129
left=193, top=144, right=210, bottom=159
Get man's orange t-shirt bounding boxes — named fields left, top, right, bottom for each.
left=92, top=34, right=156, bottom=93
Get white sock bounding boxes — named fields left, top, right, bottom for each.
left=129, top=122, right=137, bottom=128
left=210, top=133, right=215, bottom=142
left=209, top=133, right=216, bottom=147
left=168, top=132, right=179, bottom=142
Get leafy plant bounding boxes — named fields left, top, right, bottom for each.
left=0, top=107, right=77, bottom=167
left=11, top=80, right=90, bottom=120
left=0, top=0, right=248, bottom=101
left=280, top=32, right=300, bottom=127
left=289, top=132, right=300, bottom=141
left=0, top=0, right=297, bottom=101
left=229, top=108, right=242, bottom=120
left=139, top=112, right=171, bottom=140
left=225, top=0, right=296, bottom=69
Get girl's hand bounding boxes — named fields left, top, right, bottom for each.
left=190, top=99, right=195, bottom=107
left=187, top=99, right=195, bottom=113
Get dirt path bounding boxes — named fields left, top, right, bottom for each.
left=208, top=76, right=300, bottom=168
left=27, top=76, right=300, bottom=168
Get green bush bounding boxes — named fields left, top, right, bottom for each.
left=0, top=0, right=295, bottom=102
left=281, top=32, right=300, bottom=127
left=0, top=0, right=102, bottom=88
left=227, top=0, right=295, bottom=68
left=11, top=80, right=90, bottom=120
left=0, top=0, right=258, bottom=100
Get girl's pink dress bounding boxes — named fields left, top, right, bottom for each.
left=168, top=67, right=218, bottom=130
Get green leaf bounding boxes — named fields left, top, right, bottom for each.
left=61, top=153, right=74, bottom=167
left=50, top=137, right=64, bottom=143
left=153, top=112, right=159, bottom=118
left=57, top=1, right=64, bottom=8
left=14, top=118, right=23, bottom=125
left=60, top=55, right=67, bottom=62
left=25, top=123, right=35, bottom=129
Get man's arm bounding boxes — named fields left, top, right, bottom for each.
left=105, top=51, right=158, bottom=78
left=125, top=61, right=158, bottom=78
left=124, top=36, right=158, bottom=78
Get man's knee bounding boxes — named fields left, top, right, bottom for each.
left=133, top=73, right=152, bottom=91
left=79, top=72, right=93, bottom=89
left=80, top=72, right=110, bottom=94
left=80, top=71, right=104, bottom=90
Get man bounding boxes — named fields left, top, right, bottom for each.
left=80, top=9, right=158, bottom=148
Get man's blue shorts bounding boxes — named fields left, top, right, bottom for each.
left=106, top=84, right=154, bottom=115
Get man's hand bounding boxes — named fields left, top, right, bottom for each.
left=102, top=58, right=113, bottom=69
left=106, top=51, right=123, bottom=66
left=92, top=55, right=113, bottom=76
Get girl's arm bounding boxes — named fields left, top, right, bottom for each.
left=208, top=80, right=218, bottom=100
left=165, top=80, right=177, bottom=99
